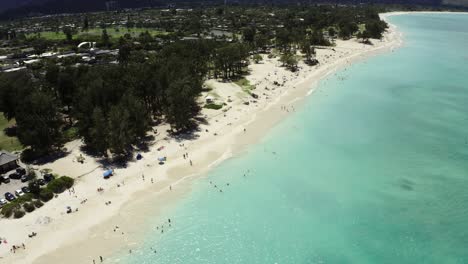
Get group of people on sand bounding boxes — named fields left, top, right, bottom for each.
left=182, top=152, right=193, bottom=166
left=10, top=243, right=26, bottom=253
left=0, top=237, right=26, bottom=254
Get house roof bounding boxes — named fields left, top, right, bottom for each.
left=0, top=151, right=18, bottom=166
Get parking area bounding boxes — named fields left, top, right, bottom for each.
left=0, top=177, right=27, bottom=197
left=0, top=167, right=33, bottom=200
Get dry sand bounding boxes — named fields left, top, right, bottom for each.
left=0, top=15, right=403, bottom=264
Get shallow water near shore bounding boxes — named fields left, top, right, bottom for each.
left=121, top=13, right=468, bottom=263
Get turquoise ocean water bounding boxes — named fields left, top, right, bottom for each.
left=122, top=14, right=468, bottom=263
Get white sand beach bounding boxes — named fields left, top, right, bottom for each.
left=0, top=15, right=403, bottom=264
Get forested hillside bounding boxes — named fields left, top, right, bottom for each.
left=443, top=0, right=468, bottom=7
left=0, top=0, right=451, bottom=20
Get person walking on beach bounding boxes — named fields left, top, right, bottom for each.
left=190, top=160, right=193, bottom=166
left=100, top=256, right=103, bottom=262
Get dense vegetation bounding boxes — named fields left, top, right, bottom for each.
left=0, top=6, right=388, bottom=160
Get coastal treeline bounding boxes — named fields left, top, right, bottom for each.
left=1, top=6, right=387, bottom=53
left=0, top=40, right=251, bottom=158
left=0, top=5, right=388, bottom=160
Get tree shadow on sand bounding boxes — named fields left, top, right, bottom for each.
left=168, top=117, right=206, bottom=142
left=80, top=145, right=136, bottom=169
left=23, top=148, right=71, bottom=165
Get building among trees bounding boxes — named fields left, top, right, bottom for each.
left=0, top=150, right=18, bottom=173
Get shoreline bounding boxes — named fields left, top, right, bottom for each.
left=1, top=14, right=403, bottom=264
left=382, top=11, right=468, bottom=17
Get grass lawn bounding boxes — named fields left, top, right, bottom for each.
left=27, top=27, right=168, bottom=41
left=234, top=77, right=256, bottom=94
left=0, top=114, right=23, bottom=152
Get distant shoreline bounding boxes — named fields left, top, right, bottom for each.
left=2, top=13, right=404, bottom=264
left=382, top=10, right=468, bottom=18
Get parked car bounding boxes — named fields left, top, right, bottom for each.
left=16, top=167, right=26, bottom=175
left=9, top=172, right=21, bottom=180
left=21, top=186, right=31, bottom=193
left=21, top=175, right=29, bottom=182
left=1, top=175, right=10, bottom=183
left=44, top=173, right=55, bottom=183
left=0, top=198, right=7, bottom=208
left=4, top=192, right=15, bottom=201
left=15, top=189, right=25, bottom=197
left=37, top=179, right=46, bottom=186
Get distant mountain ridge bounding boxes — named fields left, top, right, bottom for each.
left=0, top=0, right=35, bottom=12
left=443, top=0, right=468, bottom=6
left=2, top=0, right=466, bottom=19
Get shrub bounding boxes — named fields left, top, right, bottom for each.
left=63, top=127, right=79, bottom=141
left=279, top=52, right=298, bottom=71
left=33, top=200, right=44, bottom=208
left=204, top=103, right=223, bottom=110
left=28, top=180, right=42, bottom=195
left=13, top=210, right=25, bottom=219
left=1, top=207, right=13, bottom=218
left=47, top=180, right=66, bottom=193
left=252, top=54, right=263, bottom=63
left=26, top=168, right=37, bottom=181
left=47, top=176, right=75, bottom=194
left=1, top=195, right=34, bottom=218
left=16, top=193, right=33, bottom=203
left=61, top=176, right=74, bottom=188
left=1, top=203, right=19, bottom=218
left=23, top=203, right=35, bottom=213
left=39, top=188, right=54, bottom=202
